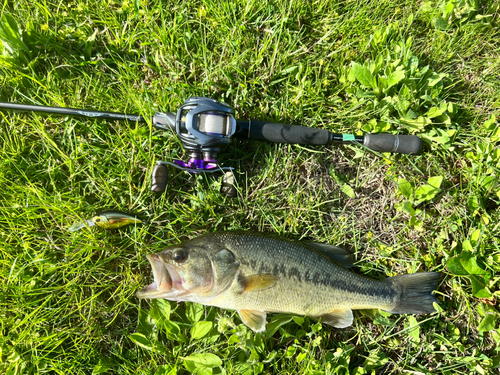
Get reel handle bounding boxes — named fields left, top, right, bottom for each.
left=151, top=163, right=168, bottom=193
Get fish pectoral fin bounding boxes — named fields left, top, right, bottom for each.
left=238, top=310, right=267, bottom=332
left=240, top=274, right=278, bottom=293
left=317, top=308, right=354, bottom=328
left=305, top=242, right=355, bottom=268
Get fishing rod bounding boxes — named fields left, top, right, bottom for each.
left=0, top=97, right=422, bottom=196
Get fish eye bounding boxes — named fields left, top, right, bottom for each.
left=172, top=249, right=188, bottom=263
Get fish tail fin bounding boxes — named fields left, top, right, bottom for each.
left=385, top=272, right=440, bottom=314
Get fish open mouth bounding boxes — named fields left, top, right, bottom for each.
left=136, top=254, right=179, bottom=299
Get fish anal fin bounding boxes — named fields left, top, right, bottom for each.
left=240, top=274, right=278, bottom=293
left=316, top=308, right=353, bottom=328
left=238, top=310, right=267, bottom=332
left=305, top=242, right=355, bottom=268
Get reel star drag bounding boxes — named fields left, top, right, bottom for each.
left=0, top=97, right=422, bottom=196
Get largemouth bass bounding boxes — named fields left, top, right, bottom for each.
left=137, top=231, right=440, bottom=332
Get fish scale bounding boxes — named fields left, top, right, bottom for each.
left=212, top=232, right=395, bottom=315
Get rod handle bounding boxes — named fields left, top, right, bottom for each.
left=247, top=120, right=333, bottom=145
left=363, top=134, right=422, bottom=155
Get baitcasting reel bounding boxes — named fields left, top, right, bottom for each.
left=150, top=97, right=238, bottom=196
left=0, top=97, right=423, bottom=197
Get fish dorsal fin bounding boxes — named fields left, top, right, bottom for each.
left=305, top=242, right=355, bottom=268
left=239, top=274, right=278, bottom=293
left=317, top=308, right=354, bottom=328
left=238, top=310, right=267, bottom=332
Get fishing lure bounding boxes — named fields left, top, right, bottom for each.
left=69, top=211, right=142, bottom=231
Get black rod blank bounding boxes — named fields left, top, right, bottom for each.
left=0, top=102, right=146, bottom=123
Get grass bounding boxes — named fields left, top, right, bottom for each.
left=0, top=0, right=499, bottom=373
